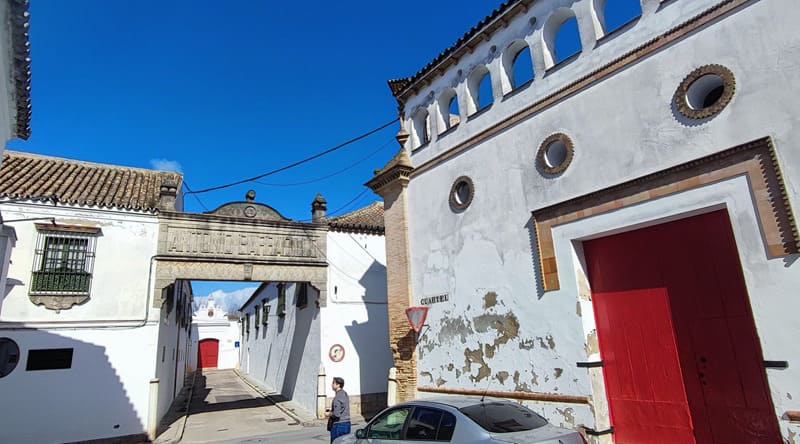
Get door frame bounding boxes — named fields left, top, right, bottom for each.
left=546, top=175, right=782, bottom=441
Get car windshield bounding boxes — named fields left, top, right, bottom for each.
left=460, top=401, right=548, bottom=433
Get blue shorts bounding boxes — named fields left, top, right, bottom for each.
left=330, top=421, right=351, bottom=442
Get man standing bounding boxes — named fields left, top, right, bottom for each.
left=328, top=376, right=351, bottom=443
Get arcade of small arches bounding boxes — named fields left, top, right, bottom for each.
left=409, top=0, right=644, bottom=149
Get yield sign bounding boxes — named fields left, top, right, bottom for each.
left=405, top=306, right=429, bottom=333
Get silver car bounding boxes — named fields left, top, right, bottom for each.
left=334, top=397, right=586, bottom=444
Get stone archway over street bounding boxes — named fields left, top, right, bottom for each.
left=153, top=192, right=329, bottom=310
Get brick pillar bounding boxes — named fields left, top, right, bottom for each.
left=366, top=124, right=417, bottom=402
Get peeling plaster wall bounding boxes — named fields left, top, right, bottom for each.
left=403, top=0, right=800, bottom=435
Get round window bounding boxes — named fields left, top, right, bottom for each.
left=536, top=133, right=574, bottom=175
left=449, top=176, right=474, bottom=211
left=674, top=65, right=735, bottom=120
left=0, top=338, right=20, bottom=378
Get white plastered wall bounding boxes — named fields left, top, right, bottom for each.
left=401, top=0, right=800, bottom=435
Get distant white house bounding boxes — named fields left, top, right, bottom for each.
left=191, top=296, right=240, bottom=370
left=239, top=201, right=393, bottom=419
left=0, top=151, right=192, bottom=444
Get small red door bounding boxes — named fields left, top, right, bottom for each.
left=584, top=210, right=781, bottom=444
left=198, top=339, right=219, bottom=368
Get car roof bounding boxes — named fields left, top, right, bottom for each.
left=398, top=395, right=513, bottom=409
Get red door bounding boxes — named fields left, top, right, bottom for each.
left=198, top=339, right=219, bottom=368
left=584, top=210, right=781, bottom=444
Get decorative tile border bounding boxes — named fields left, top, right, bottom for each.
left=532, top=137, right=799, bottom=291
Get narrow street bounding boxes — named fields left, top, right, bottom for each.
left=157, top=369, right=337, bottom=444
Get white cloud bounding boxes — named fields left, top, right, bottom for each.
left=150, top=158, right=183, bottom=173
left=192, top=286, right=259, bottom=314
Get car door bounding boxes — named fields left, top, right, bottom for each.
left=403, top=406, right=457, bottom=443
left=361, top=407, right=412, bottom=443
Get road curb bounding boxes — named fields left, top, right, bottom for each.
left=153, top=371, right=197, bottom=444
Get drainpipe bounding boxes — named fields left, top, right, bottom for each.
left=148, top=378, right=160, bottom=440
left=317, top=364, right=327, bottom=419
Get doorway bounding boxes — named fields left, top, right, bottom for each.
left=583, top=209, right=781, bottom=443
left=198, top=338, right=219, bottom=369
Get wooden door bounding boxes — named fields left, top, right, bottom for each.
left=584, top=210, right=781, bottom=443
left=198, top=338, right=219, bottom=368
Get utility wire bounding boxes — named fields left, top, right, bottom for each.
left=182, top=181, right=209, bottom=211
left=254, top=137, right=395, bottom=187
left=187, top=118, right=398, bottom=194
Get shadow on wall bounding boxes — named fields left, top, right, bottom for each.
left=0, top=325, right=145, bottom=443
left=280, top=285, right=317, bottom=399
left=344, top=260, right=392, bottom=419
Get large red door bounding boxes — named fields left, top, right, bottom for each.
left=198, top=339, right=219, bottom=369
left=584, top=210, right=781, bottom=444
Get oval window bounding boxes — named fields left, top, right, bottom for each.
left=449, top=176, right=474, bottom=211
left=536, top=133, right=574, bottom=175
left=674, top=64, right=735, bottom=120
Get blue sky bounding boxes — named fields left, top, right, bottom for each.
left=10, top=1, right=641, bottom=301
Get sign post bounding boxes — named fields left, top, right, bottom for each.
left=405, top=306, right=429, bottom=343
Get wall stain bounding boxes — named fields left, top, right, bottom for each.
left=576, top=301, right=582, bottom=317
left=519, top=339, right=536, bottom=350
left=435, top=377, right=447, bottom=387
left=556, top=407, right=576, bottom=426
left=496, top=371, right=509, bottom=384
left=585, top=329, right=599, bottom=355
left=788, top=429, right=796, bottom=444
left=554, top=368, right=563, bottom=378
left=420, top=371, right=433, bottom=384
left=455, top=369, right=461, bottom=378
left=513, top=371, right=531, bottom=392
left=485, top=343, right=496, bottom=358
left=438, top=315, right=472, bottom=345
left=447, top=363, right=454, bottom=372
left=473, top=312, right=520, bottom=347
left=464, top=346, right=491, bottom=383
left=788, top=392, right=793, bottom=400
left=546, top=335, right=556, bottom=350
left=483, top=291, right=498, bottom=309
left=531, top=370, right=539, bottom=386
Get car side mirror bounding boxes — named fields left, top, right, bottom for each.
left=355, top=429, right=366, bottom=439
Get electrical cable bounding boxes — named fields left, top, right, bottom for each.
left=187, top=118, right=398, bottom=194
left=253, top=137, right=395, bottom=187
left=182, top=181, right=209, bottom=211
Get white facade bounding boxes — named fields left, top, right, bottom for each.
left=191, top=297, right=240, bottom=369
left=390, top=0, right=800, bottom=441
left=239, top=227, right=392, bottom=417
left=0, top=190, right=190, bottom=441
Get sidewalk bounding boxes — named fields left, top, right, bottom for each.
left=152, top=368, right=330, bottom=444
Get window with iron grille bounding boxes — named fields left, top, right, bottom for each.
left=30, top=226, right=99, bottom=296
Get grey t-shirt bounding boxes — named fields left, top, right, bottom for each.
left=332, top=390, right=350, bottom=423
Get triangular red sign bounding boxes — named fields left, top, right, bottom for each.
left=405, top=306, right=429, bottom=333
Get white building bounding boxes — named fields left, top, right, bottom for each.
left=0, top=151, right=192, bottom=443
left=371, top=0, right=800, bottom=442
left=191, top=296, right=240, bottom=370
left=0, top=0, right=32, bottom=311
left=239, top=201, right=393, bottom=419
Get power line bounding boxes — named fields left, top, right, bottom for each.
left=254, top=137, right=395, bottom=187
left=187, top=118, right=398, bottom=195
left=182, top=181, right=209, bottom=211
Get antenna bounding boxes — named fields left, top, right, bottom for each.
left=480, top=376, right=492, bottom=403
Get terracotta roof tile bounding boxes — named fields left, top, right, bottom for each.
left=0, top=151, right=182, bottom=212
left=328, top=201, right=384, bottom=235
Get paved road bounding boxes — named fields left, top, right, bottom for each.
left=154, top=369, right=367, bottom=444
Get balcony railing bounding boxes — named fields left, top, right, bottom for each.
left=30, top=270, right=91, bottom=294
